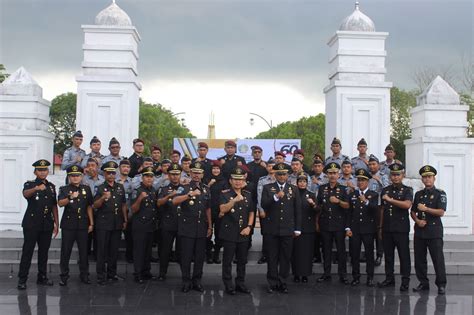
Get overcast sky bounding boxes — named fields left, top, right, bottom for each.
left=1, top=0, right=472, bottom=139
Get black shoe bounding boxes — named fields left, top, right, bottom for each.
left=293, top=276, right=301, bottom=283
left=400, top=284, right=409, bottom=292
left=142, top=274, right=157, bottom=281
left=225, top=287, right=236, bottom=295
left=279, top=283, right=289, bottom=294
left=17, top=282, right=26, bottom=290
left=366, top=278, right=375, bottom=287
left=413, top=283, right=430, bottom=292
left=135, top=277, right=144, bottom=284
left=233, top=259, right=237, bottom=264
left=267, top=285, right=276, bottom=293
left=206, top=255, right=214, bottom=264
left=107, top=275, right=124, bottom=281
left=257, top=256, right=267, bottom=264
left=150, top=256, right=159, bottom=263
left=193, top=284, right=204, bottom=292
left=375, top=256, right=382, bottom=266
left=182, top=284, right=191, bottom=293
left=377, top=279, right=395, bottom=288
left=212, top=251, right=221, bottom=264
left=80, top=276, right=91, bottom=285
left=157, top=274, right=166, bottom=281
left=360, top=256, right=367, bottom=263
left=351, top=279, right=360, bottom=286
left=236, top=285, right=251, bottom=294
left=313, top=257, right=322, bottom=263
left=317, top=275, right=331, bottom=283
left=340, top=277, right=350, bottom=285
left=37, top=278, right=53, bottom=286
left=438, top=286, right=446, bottom=295
left=59, top=279, right=68, bottom=286
left=97, top=279, right=107, bottom=286
left=302, top=276, right=308, bottom=283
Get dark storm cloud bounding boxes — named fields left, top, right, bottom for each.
left=1, top=0, right=471, bottom=95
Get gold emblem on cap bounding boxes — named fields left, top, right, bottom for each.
left=236, top=168, right=242, bottom=174
left=424, top=166, right=430, bottom=172
left=358, top=169, right=364, bottom=175
left=330, top=163, right=337, bottom=169
left=72, top=166, right=78, bottom=172
left=393, top=164, right=399, bottom=171
left=278, top=164, right=285, bottom=170
left=40, top=160, right=46, bottom=166
left=195, top=162, right=201, bottom=168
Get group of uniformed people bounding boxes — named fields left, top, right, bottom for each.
left=17, top=131, right=447, bottom=295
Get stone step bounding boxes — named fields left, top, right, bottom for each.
left=1, top=232, right=473, bottom=249
left=1, top=259, right=473, bottom=275
left=2, top=247, right=473, bottom=262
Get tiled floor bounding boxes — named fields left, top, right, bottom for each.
left=0, top=270, right=472, bottom=314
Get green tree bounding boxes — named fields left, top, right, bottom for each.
left=49, top=92, right=77, bottom=155
left=254, top=114, right=325, bottom=165
left=49, top=94, right=193, bottom=156
left=138, top=99, right=194, bottom=156
left=460, top=93, right=474, bottom=136
left=389, top=87, right=417, bottom=164
left=0, top=64, right=9, bottom=83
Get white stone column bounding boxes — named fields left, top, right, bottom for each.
left=324, top=3, right=392, bottom=159
left=0, top=67, right=55, bottom=230
left=76, top=1, right=141, bottom=157
left=405, top=76, right=474, bottom=235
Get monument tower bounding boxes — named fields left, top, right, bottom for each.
left=324, top=2, right=392, bottom=159
left=76, top=0, right=141, bottom=157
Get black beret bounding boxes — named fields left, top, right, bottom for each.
left=119, top=159, right=130, bottom=166
left=109, top=137, right=120, bottom=147
left=90, top=136, right=100, bottom=145
left=357, top=138, right=367, bottom=146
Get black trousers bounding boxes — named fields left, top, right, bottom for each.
left=383, top=232, right=411, bottom=285
left=18, top=229, right=53, bottom=283
left=350, top=233, right=375, bottom=279
left=159, top=229, right=178, bottom=276
left=321, top=230, right=347, bottom=277
left=124, top=218, right=133, bottom=261
left=133, top=230, right=153, bottom=278
left=95, top=229, right=121, bottom=280
left=206, top=214, right=222, bottom=256
left=87, top=212, right=97, bottom=257
left=292, top=233, right=315, bottom=277
left=265, top=234, right=293, bottom=286
left=222, top=240, right=249, bottom=288
left=414, top=237, right=446, bottom=287
left=314, top=231, right=322, bottom=261
left=60, top=229, right=89, bottom=279
left=180, top=236, right=206, bottom=285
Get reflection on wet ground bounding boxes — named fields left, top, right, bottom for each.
left=0, top=272, right=472, bottom=314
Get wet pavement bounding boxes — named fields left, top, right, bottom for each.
left=0, top=268, right=472, bottom=315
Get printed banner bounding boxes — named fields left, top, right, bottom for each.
left=173, top=138, right=301, bottom=163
